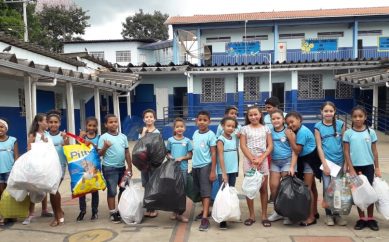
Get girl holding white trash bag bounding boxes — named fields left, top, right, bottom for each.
left=343, top=105, right=381, bottom=231
left=23, top=113, right=54, bottom=225
left=216, top=117, right=239, bottom=229
left=240, top=106, right=273, bottom=227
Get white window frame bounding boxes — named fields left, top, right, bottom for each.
left=89, top=51, right=104, bottom=59
left=201, top=77, right=225, bottom=103
left=116, top=50, right=131, bottom=63
left=206, top=36, right=231, bottom=43
left=298, top=73, right=324, bottom=100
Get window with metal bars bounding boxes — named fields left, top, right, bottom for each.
left=235, top=76, right=261, bottom=101
left=298, top=73, right=324, bottom=100
left=116, top=51, right=131, bottom=62
left=55, top=93, right=63, bottom=110
left=335, top=82, right=353, bottom=99
left=18, top=88, right=25, bottom=116
left=201, top=78, right=225, bottom=103
left=89, top=51, right=104, bottom=59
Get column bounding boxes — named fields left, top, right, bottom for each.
left=273, top=23, right=279, bottom=63
left=291, top=71, right=298, bottom=111
left=66, top=82, right=75, bottom=144
left=80, top=99, right=86, bottom=131
left=173, top=30, right=179, bottom=64
left=24, top=75, right=33, bottom=140
left=187, top=74, right=194, bottom=118
left=197, top=28, right=201, bottom=66
left=353, top=20, right=358, bottom=59
left=113, top=92, right=121, bottom=132
left=94, top=87, right=101, bottom=135
left=372, top=85, right=378, bottom=129
left=126, top=94, right=132, bottom=118
left=31, top=80, right=37, bottom=118
left=237, top=73, right=244, bottom=117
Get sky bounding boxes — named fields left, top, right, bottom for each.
left=73, top=0, right=389, bottom=40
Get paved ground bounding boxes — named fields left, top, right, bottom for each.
left=1, top=132, right=389, bottom=242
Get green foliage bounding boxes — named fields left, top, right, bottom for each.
left=0, top=0, right=24, bottom=39
left=121, top=9, right=169, bottom=40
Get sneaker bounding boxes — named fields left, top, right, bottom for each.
left=268, top=211, right=283, bottom=222
left=367, top=220, right=379, bottom=231
left=325, top=215, right=335, bottom=226
left=110, top=212, right=121, bottom=224
left=283, top=218, right=293, bottom=225
left=91, top=212, right=98, bottom=221
left=22, top=215, right=34, bottom=225
left=199, top=218, right=210, bottom=231
left=219, top=221, right=227, bottom=230
left=333, top=215, right=347, bottom=226
left=195, top=211, right=211, bottom=221
left=354, top=219, right=366, bottom=230
left=76, top=211, right=86, bottom=222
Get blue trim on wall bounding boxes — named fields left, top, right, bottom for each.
left=188, top=93, right=194, bottom=118
left=37, top=90, right=55, bottom=113
left=238, top=91, right=244, bottom=117
left=132, top=84, right=156, bottom=117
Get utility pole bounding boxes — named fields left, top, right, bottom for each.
left=4, top=0, right=31, bottom=42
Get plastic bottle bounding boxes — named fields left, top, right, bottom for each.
left=119, top=171, right=132, bottom=188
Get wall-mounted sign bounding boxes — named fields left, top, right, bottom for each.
left=378, top=37, right=389, bottom=51
left=226, top=41, right=260, bottom=55
left=301, top=39, right=338, bottom=52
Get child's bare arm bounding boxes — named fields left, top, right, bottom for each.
left=125, top=148, right=133, bottom=174
left=13, top=142, right=19, bottom=160
left=209, top=146, right=217, bottom=182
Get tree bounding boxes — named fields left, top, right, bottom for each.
left=0, top=0, right=24, bottom=39
left=36, top=4, right=90, bottom=52
left=122, top=9, right=169, bottom=40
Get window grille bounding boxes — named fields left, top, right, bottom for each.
left=298, top=73, right=324, bottom=99
left=279, top=33, right=305, bottom=39
left=243, top=35, right=268, bottom=41
left=55, top=93, right=63, bottom=110
left=335, top=82, right=353, bottom=99
left=235, top=76, right=261, bottom=101
left=317, top=32, right=344, bottom=38
left=358, top=30, right=382, bottom=36
left=116, top=51, right=131, bottom=63
left=89, top=51, right=104, bottom=59
left=201, top=78, right=225, bottom=103
left=206, top=37, right=231, bottom=43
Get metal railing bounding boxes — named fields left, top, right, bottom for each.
left=357, top=101, right=389, bottom=134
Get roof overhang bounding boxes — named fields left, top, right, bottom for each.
left=334, top=67, right=389, bottom=87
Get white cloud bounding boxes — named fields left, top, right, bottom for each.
left=75, top=0, right=389, bottom=40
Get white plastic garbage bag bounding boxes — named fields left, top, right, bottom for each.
left=118, top=180, right=145, bottom=224
left=212, top=183, right=232, bottom=223
left=29, top=191, right=47, bottom=203
left=7, top=142, right=62, bottom=195
left=6, top=187, right=28, bottom=202
left=351, top=174, right=378, bottom=211
left=227, top=187, right=241, bottom=222
left=373, top=177, right=389, bottom=220
left=242, top=169, right=263, bottom=199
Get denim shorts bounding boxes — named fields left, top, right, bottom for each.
left=303, top=162, right=313, bottom=174
left=102, top=165, right=125, bottom=197
left=0, top=172, right=10, bottom=183
left=270, top=157, right=293, bottom=173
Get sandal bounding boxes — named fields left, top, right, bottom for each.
left=145, top=211, right=158, bottom=218
left=262, top=219, right=272, bottom=227
left=299, top=219, right=317, bottom=226
left=367, top=220, right=379, bottom=231
left=244, top=218, right=256, bottom=226
left=50, top=219, right=60, bottom=227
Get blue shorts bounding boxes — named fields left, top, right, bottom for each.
left=271, top=157, right=293, bottom=173
left=0, top=172, right=10, bottom=183
left=217, top=173, right=237, bottom=187
left=102, top=166, right=125, bottom=197
left=303, top=162, right=313, bottom=174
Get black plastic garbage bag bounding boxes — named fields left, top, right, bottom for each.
left=132, top=133, right=166, bottom=172
left=143, top=159, right=186, bottom=213
left=185, top=173, right=201, bottom=203
left=274, top=176, right=311, bottom=222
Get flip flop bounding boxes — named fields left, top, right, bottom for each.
left=299, top=219, right=317, bottom=226
left=145, top=211, right=158, bottom=218
left=262, top=219, right=271, bottom=227
left=244, top=218, right=256, bottom=226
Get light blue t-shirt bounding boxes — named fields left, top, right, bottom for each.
left=0, top=136, right=17, bottom=173
left=343, top=128, right=377, bottom=167
left=216, top=123, right=242, bottom=138
left=271, top=127, right=292, bottom=160
left=314, top=120, right=344, bottom=165
left=84, top=134, right=100, bottom=147
left=47, top=132, right=67, bottom=167
left=216, top=135, right=238, bottom=174
left=166, top=136, right=193, bottom=172
left=264, top=112, right=287, bottom=129
left=98, top=132, right=129, bottom=168
left=192, top=130, right=217, bottom=168
left=296, top=125, right=317, bottom=157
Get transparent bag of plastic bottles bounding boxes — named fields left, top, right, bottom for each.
left=324, top=174, right=353, bottom=215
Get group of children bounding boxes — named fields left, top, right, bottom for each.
left=0, top=98, right=382, bottom=233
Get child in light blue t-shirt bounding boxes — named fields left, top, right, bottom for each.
left=192, top=111, right=217, bottom=232
left=0, top=118, right=19, bottom=225
left=166, top=117, right=193, bottom=223
left=343, top=106, right=380, bottom=231
left=216, top=117, right=239, bottom=229
left=98, top=114, right=132, bottom=224
left=314, top=102, right=346, bottom=226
